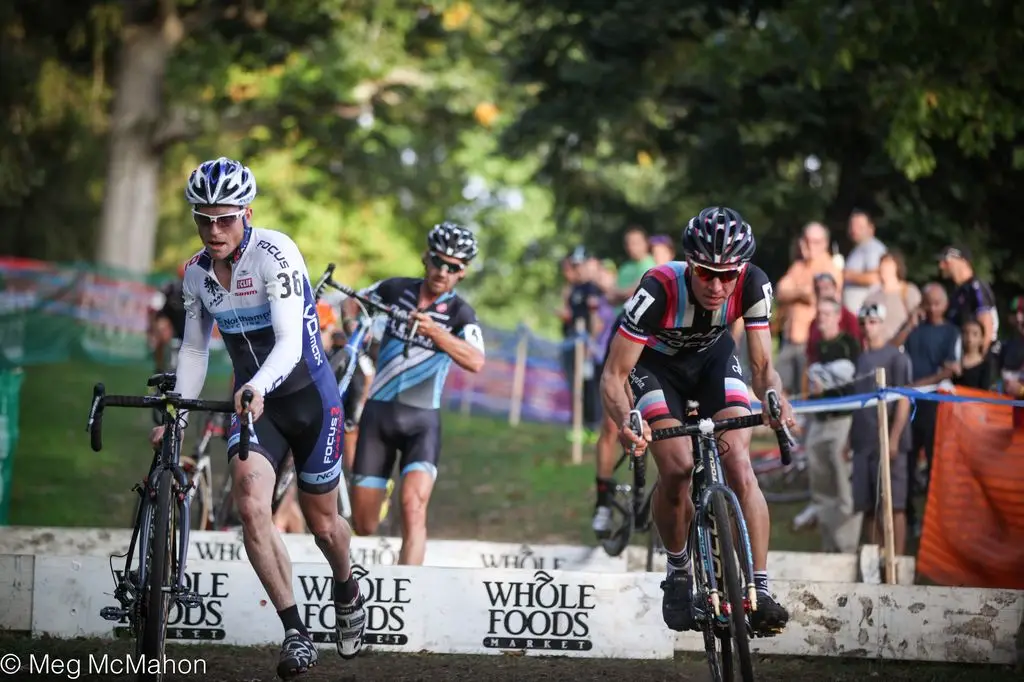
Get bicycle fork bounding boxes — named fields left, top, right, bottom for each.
left=692, top=441, right=758, bottom=625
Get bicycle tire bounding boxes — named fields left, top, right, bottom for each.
left=710, top=490, right=754, bottom=682
left=598, top=489, right=634, bottom=558
left=645, top=523, right=662, bottom=573
left=141, top=468, right=175, bottom=680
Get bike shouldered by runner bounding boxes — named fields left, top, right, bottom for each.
left=343, top=222, right=486, bottom=564
left=149, top=156, right=365, bottom=680
left=600, top=206, right=796, bottom=636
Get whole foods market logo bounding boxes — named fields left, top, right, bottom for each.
left=113, top=570, right=228, bottom=641
left=298, top=563, right=411, bottom=646
left=480, top=544, right=566, bottom=570
left=483, top=570, right=596, bottom=651
left=350, top=537, right=399, bottom=566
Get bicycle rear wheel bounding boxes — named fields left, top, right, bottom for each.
left=141, top=468, right=175, bottom=679
left=710, top=490, right=754, bottom=682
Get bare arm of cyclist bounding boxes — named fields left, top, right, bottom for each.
left=417, top=310, right=485, bottom=373
left=741, top=269, right=793, bottom=427
left=603, top=275, right=666, bottom=445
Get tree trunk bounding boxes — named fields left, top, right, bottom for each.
left=95, top=19, right=175, bottom=275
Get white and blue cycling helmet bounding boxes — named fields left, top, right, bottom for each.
left=185, top=157, right=257, bottom=206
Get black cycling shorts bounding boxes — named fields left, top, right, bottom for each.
left=343, top=362, right=368, bottom=431
left=352, top=399, right=441, bottom=489
left=226, top=378, right=344, bottom=495
left=627, top=336, right=751, bottom=423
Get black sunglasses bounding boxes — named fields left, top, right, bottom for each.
left=428, top=252, right=465, bottom=274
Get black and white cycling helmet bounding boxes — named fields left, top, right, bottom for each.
left=185, top=157, right=257, bottom=206
left=682, top=206, right=756, bottom=268
left=427, top=222, right=479, bottom=262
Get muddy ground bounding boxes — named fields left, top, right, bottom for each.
left=0, top=633, right=1017, bottom=681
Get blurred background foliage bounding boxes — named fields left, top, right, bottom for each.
left=3, top=0, right=1024, bottom=337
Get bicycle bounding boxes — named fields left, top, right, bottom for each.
left=89, top=373, right=252, bottom=680
left=626, top=389, right=794, bottom=682
left=598, top=433, right=664, bottom=572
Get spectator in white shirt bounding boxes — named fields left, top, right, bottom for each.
left=842, top=209, right=888, bottom=315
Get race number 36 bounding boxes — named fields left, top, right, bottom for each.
left=625, top=289, right=656, bottom=324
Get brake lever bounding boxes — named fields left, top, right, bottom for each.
left=765, top=389, right=796, bottom=446
left=627, top=408, right=643, bottom=463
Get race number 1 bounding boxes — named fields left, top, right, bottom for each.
left=625, top=289, right=656, bottom=324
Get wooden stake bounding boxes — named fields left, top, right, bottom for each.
left=509, top=329, right=529, bottom=427
left=875, top=367, right=897, bottom=584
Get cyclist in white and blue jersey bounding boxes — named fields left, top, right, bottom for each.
left=149, top=157, right=364, bottom=679
left=343, top=223, right=486, bottom=564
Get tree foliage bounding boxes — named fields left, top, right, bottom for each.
left=4, top=0, right=1024, bottom=337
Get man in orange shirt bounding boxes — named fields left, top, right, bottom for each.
left=773, top=222, right=843, bottom=396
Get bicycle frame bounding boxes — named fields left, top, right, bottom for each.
left=88, top=375, right=248, bottom=630
left=637, top=390, right=794, bottom=624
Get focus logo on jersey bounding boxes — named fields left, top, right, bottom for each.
left=323, top=405, right=341, bottom=465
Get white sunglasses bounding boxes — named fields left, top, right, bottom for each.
left=192, top=209, right=246, bottom=228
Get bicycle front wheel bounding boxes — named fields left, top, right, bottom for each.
left=141, top=468, right=175, bottom=679
left=710, top=490, right=754, bottom=682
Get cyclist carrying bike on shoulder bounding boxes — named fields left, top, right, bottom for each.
left=149, top=157, right=365, bottom=679
left=343, top=222, right=486, bottom=564
left=601, top=206, right=795, bottom=636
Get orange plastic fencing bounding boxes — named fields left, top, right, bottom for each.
left=916, top=387, right=1024, bottom=589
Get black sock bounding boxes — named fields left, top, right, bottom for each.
left=333, top=572, right=360, bottom=603
left=596, top=477, right=614, bottom=506
left=278, top=605, right=308, bottom=636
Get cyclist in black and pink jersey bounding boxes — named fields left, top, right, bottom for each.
left=601, top=206, right=795, bottom=636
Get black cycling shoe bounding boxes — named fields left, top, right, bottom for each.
left=277, top=628, right=318, bottom=680
left=660, top=572, right=697, bottom=631
left=750, top=591, right=789, bottom=636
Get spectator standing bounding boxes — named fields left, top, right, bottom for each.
left=893, top=282, right=958, bottom=534
left=592, top=227, right=654, bottom=538
left=849, top=302, right=913, bottom=556
left=938, top=245, right=998, bottom=356
left=999, top=296, right=1024, bottom=397
left=951, top=319, right=995, bottom=390
left=806, top=273, right=862, bottom=363
left=609, top=226, right=656, bottom=310
left=842, top=210, right=888, bottom=316
left=774, top=222, right=843, bottom=396
left=863, top=250, right=921, bottom=343
left=804, top=297, right=862, bottom=552
left=649, top=234, right=676, bottom=266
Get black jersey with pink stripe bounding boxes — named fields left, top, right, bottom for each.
left=617, top=261, right=773, bottom=357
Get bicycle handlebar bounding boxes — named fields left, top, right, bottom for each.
left=313, top=263, right=435, bottom=355
left=629, top=388, right=795, bottom=466
left=86, top=383, right=248, bottom=459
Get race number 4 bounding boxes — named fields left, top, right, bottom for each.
left=625, top=289, right=656, bottom=324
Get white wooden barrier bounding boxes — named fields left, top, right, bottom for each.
left=1, top=553, right=1020, bottom=664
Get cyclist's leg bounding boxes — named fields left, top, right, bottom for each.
left=627, top=362, right=696, bottom=631
left=350, top=399, right=399, bottom=536
left=226, top=402, right=317, bottom=672
left=394, top=405, right=442, bottom=566
left=593, top=315, right=623, bottom=537
left=342, top=363, right=368, bottom=471
left=286, top=379, right=364, bottom=660
left=702, top=342, right=789, bottom=631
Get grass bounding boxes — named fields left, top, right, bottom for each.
left=10, top=359, right=817, bottom=553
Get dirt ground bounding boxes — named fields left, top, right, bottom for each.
left=0, top=633, right=1017, bottom=682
